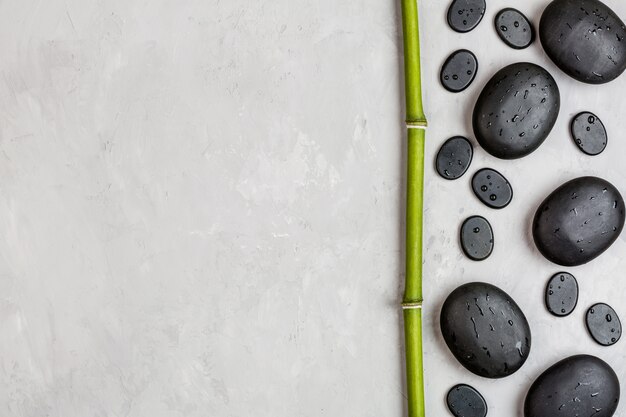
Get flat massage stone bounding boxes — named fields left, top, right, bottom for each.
left=545, top=272, right=578, bottom=317
left=446, top=384, right=488, bottom=417
left=447, top=0, right=486, bottom=33
left=460, top=216, right=494, bottom=261
left=571, top=111, right=608, bottom=156
left=436, top=136, right=473, bottom=180
left=441, top=50, right=479, bottom=93
left=471, top=168, right=513, bottom=209
left=586, top=303, right=622, bottom=346
left=495, top=8, right=535, bottom=49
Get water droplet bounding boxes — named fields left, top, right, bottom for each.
left=606, top=314, right=612, bottom=322
left=480, top=185, right=488, bottom=192
left=473, top=227, right=480, bottom=233
left=560, top=275, right=565, bottom=282
left=549, top=290, right=554, bottom=295
left=444, top=75, right=450, bottom=80
left=452, top=74, right=459, bottom=80
left=514, top=21, right=520, bottom=28
left=508, top=320, right=514, bottom=326
left=561, top=308, right=566, bottom=313
left=500, top=25, right=508, bottom=32
left=490, top=194, right=497, bottom=201
left=588, top=115, right=595, bottom=123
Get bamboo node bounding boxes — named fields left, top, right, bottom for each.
left=401, top=301, right=423, bottom=310
left=406, top=119, right=428, bottom=130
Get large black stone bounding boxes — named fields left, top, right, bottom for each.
left=524, top=355, right=620, bottom=417
left=440, top=282, right=531, bottom=379
left=447, top=384, right=488, bottom=417
left=540, top=0, right=626, bottom=84
left=533, top=176, right=625, bottom=266
left=473, top=62, right=560, bottom=159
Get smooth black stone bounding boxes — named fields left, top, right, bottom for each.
left=587, top=303, right=622, bottom=346
left=473, top=62, right=560, bottom=159
left=533, top=176, right=625, bottom=266
left=571, top=111, right=608, bottom=156
left=447, top=0, right=486, bottom=33
left=447, top=384, right=488, bottom=417
left=436, top=136, right=474, bottom=180
left=441, top=50, right=479, bottom=93
left=495, top=8, right=535, bottom=49
left=540, top=0, right=626, bottom=84
left=545, top=272, right=578, bottom=317
left=471, top=168, right=513, bottom=209
left=440, top=282, right=531, bottom=379
left=524, top=355, right=620, bottom=417
left=460, top=216, right=494, bottom=261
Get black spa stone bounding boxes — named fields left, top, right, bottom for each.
left=471, top=168, right=513, bottom=209
left=447, top=0, right=486, bottom=33
left=473, top=62, right=560, bottom=159
left=545, top=272, right=578, bottom=317
left=446, top=384, right=488, bottom=417
left=495, top=8, right=535, bottom=49
left=586, top=303, right=622, bottom=346
left=571, top=111, right=608, bottom=156
left=524, top=355, right=620, bottom=417
left=532, top=176, right=625, bottom=266
left=436, top=136, right=473, bottom=180
left=440, top=282, right=531, bottom=379
left=540, top=0, right=626, bottom=84
left=441, top=50, right=479, bottom=93
left=460, top=216, right=494, bottom=261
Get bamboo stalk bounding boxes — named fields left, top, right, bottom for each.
left=400, top=0, right=427, bottom=416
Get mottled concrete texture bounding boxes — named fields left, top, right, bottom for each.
left=1, top=1, right=626, bottom=416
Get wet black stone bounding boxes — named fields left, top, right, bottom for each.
left=473, top=62, right=560, bottom=159
left=447, top=384, right=488, bottom=417
left=495, top=8, right=535, bottom=49
left=447, top=0, right=486, bottom=33
left=436, top=136, right=473, bottom=180
left=545, top=272, right=578, bottom=317
left=571, top=111, right=608, bottom=156
left=586, top=303, right=622, bottom=346
left=524, top=355, right=620, bottom=417
left=441, top=50, right=479, bottom=93
left=533, top=176, right=625, bottom=266
left=440, top=282, right=531, bottom=379
left=461, top=216, right=494, bottom=261
left=471, top=168, right=513, bottom=209
left=540, top=0, right=626, bottom=84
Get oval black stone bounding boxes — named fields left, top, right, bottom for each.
left=540, top=0, right=626, bottom=84
left=471, top=168, right=513, bottom=209
left=447, top=0, right=486, bottom=33
left=440, top=282, right=532, bottom=379
left=495, top=8, right=535, bottom=49
left=586, top=303, right=622, bottom=346
left=524, top=355, right=620, bottom=417
left=545, top=272, right=578, bottom=317
left=532, top=176, right=625, bottom=266
left=571, top=111, right=608, bottom=156
left=436, top=136, right=474, bottom=180
left=447, top=384, right=488, bottom=417
left=473, top=62, right=560, bottom=159
left=461, top=216, right=494, bottom=261
left=441, top=50, right=479, bottom=93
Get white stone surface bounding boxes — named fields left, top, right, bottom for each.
left=1, top=0, right=626, bottom=416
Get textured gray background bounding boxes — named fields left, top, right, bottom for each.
left=1, top=0, right=626, bottom=416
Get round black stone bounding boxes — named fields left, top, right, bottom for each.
left=447, top=0, right=486, bottom=33
left=471, top=168, right=513, bottom=209
left=447, top=384, right=488, bottom=417
left=436, top=136, right=473, bottom=180
left=461, top=216, right=494, bottom=261
left=495, top=8, right=535, bottom=49
left=441, top=50, right=478, bottom=93
left=571, top=111, right=608, bottom=156
left=545, top=272, right=578, bottom=317
left=586, top=303, right=622, bottom=346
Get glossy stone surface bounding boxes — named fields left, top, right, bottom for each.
left=471, top=168, right=513, bottom=209
left=447, top=384, right=488, bottom=417
left=533, top=176, right=625, bottom=266
left=571, top=111, right=608, bottom=156
left=440, top=282, right=531, bottom=379
left=540, top=0, right=626, bottom=84
left=441, top=50, right=479, bottom=93
left=460, top=216, right=494, bottom=261
left=495, top=8, right=535, bottom=49
left=473, top=62, right=560, bottom=159
left=545, top=272, right=578, bottom=317
left=587, top=303, right=622, bottom=346
left=447, top=0, right=486, bottom=33
left=436, top=137, right=473, bottom=180
left=524, top=355, right=620, bottom=417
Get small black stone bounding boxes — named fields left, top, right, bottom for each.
left=447, top=0, right=486, bottom=33
left=495, top=8, right=535, bottom=49
left=441, top=50, right=478, bottom=93
left=586, top=303, right=622, bottom=346
left=471, top=168, right=513, bottom=209
left=461, top=216, right=494, bottom=261
left=436, top=136, right=473, bottom=180
left=571, top=111, right=608, bottom=156
left=545, top=272, right=578, bottom=317
left=447, top=384, right=488, bottom=417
